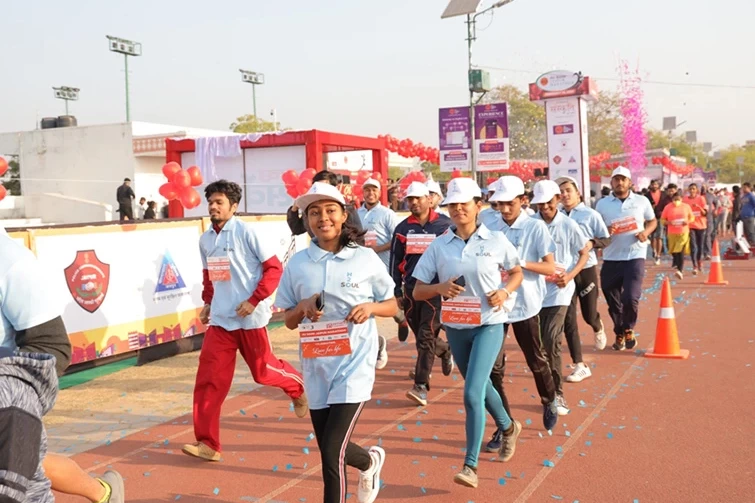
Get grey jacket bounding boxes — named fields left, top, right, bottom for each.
left=0, top=350, right=58, bottom=503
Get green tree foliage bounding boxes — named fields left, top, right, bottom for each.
left=710, top=144, right=755, bottom=183
left=586, top=91, right=624, bottom=155
left=229, top=114, right=287, bottom=133
left=2, top=157, right=20, bottom=195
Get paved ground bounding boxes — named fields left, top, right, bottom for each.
left=49, top=258, right=755, bottom=502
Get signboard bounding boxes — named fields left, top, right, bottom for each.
left=439, top=107, right=472, bottom=172
left=545, top=97, right=590, bottom=194
left=473, top=102, right=510, bottom=172
left=536, top=70, right=581, bottom=92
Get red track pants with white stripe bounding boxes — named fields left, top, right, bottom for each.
left=193, top=325, right=304, bottom=452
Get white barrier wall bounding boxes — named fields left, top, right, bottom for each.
left=9, top=216, right=308, bottom=366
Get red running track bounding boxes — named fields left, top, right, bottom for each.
left=58, top=260, right=755, bottom=502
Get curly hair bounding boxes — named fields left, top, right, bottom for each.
left=205, top=179, right=243, bottom=206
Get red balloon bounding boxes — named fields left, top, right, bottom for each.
left=172, top=170, right=192, bottom=188
left=158, top=182, right=180, bottom=201
left=451, top=170, right=462, bottom=179
left=300, top=168, right=317, bottom=181
left=162, top=161, right=182, bottom=180
left=180, top=187, right=202, bottom=209
left=373, top=172, right=383, bottom=182
left=297, top=178, right=313, bottom=195
left=281, top=170, right=299, bottom=185
left=352, top=185, right=364, bottom=197
left=0, top=184, right=6, bottom=202
left=186, top=166, right=203, bottom=187
left=285, top=184, right=299, bottom=199
left=0, top=157, right=7, bottom=177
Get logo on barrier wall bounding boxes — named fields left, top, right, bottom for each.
left=154, top=250, right=188, bottom=301
left=64, top=250, right=110, bottom=314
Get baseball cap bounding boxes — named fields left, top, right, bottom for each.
left=611, top=166, right=632, bottom=180
left=294, top=182, right=346, bottom=211
left=489, top=176, right=525, bottom=203
left=442, top=177, right=482, bottom=205
left=362, top=178, right=381, bottom=190
left=530, top=180, right=562, bottom=205
left=405, top=181, right=430, bottom=198
left=555, top=176, right=579, bottom=190
left=425, top=180, right=443, bottom=197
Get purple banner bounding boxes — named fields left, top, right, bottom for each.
left=439, top=107, right=471, bottom=172
left=474, top=103, right=509, bottom=140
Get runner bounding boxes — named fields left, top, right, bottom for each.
left=390, top=182, right=455, bottom=406
left=595, top=167, right=657, bottom=351
left=425, top=180, right=448, bottom=216
left=357, top=177, right=400, bottom=368
left=184, top=180, right=307, bottom=462
left=660, top=191, right=695, bottom=279
left=412, top=177, right=524, bottom=488
left=683, top=183, right=708, bottom=276
left=531, top=180, right=592, bottom=415
left=485, top=176, right=560, bottom=449
left=275, top=182, right=397, bottom=503
left=478, top=179, right=502, bottom=228
left=557, top=176, right=611, bottom=382
left=0, top=230, right=125, bottom=503
left=646, top=179, right=663, bottom=265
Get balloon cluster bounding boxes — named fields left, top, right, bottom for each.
left=379, top=135, right=440, bottom=164
left=281, top=168, right=317, bottom=199
left=159, top=162, right=203, bottom=209
left=0, top=157, right=7, bottom=202
left=397, top=170, right=427, bottom=193
left=650, top=156, right=695, bottom=176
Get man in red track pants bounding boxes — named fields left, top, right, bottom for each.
left=183, top=180, right=307, bottom=462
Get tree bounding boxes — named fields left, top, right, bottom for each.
left=586, top=91, right=624, bottom=155
left=2, top=157, right=20, bottom=195
left=229, top=114, right=287, bottom=133
left=646, top=130, right=707, bottom=167
left=709, top=144, right=755, bottom=183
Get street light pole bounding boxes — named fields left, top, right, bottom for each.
left=107, top=35, right=142, bottom=123
left=240, top=69, right=265, bottom=119
left=53, top=86, right=80, bottom=116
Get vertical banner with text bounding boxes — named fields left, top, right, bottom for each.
left=473, top=103, right=510, bottom=172
left=545, top=97, right=590, bottom=194
left=439, top=107, right=471, bottom=172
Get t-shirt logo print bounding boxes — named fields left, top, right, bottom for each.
left=341, top=272, right=359, bottom=289
left=476, top=245, right=492, bottom=257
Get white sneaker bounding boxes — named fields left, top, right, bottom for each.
left=594, top=323, right=607, bottom=351
left=654, top=257, right=661, bottom=266
left=674, top=269, right=683, bottom=280
left=376, top=336, right=388, bottom=370
left=555, top=394, right=570, bottom=416
left=565, top=362, right=592, bottom=383
left=357, top=446, right=385, bottom=503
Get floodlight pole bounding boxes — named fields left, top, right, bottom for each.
left=124, top=54, right=131, bottom=122
left=252, top=84, right=257, bottom=118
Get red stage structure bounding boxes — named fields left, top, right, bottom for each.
left=165, top=130, right=388, bottom=218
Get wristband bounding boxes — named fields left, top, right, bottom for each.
left=501, top=287, right=511, bottom=297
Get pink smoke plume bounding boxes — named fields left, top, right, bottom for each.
left=618, top=60, right=648, bottom=175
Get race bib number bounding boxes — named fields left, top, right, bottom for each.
left=545, top=263, right=566, bottom=283
left=364, top=230, right=378, bottom=248
left=299, top=321, right=352, bottom=359
left=406, top=234, right=435, bottom=254
left=671, top=219, right=686, bottom=227
left=207, top=256, right=231, bottom=282
left=611, top=216, right=639, bottom=235
left=441, top=296, right=482, bottom=326
left=692, top=211, right=701, bottom=217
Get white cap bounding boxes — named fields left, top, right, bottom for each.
left=363, top=178, right=381, bottom=190
left=555, top=176, right=579, bottom=190
left=530, top=180, right=562, bottom=205
left=294, top=182, right=346, bottom=210
left=425, top=180, right=443, bottom=196
left=489, top=176, right=525, bottom=202
left=611, top=166, right=632, bottom=180
left=442, top=177, right=482, bottom=205
left=405, top=181, right=430, bottom=198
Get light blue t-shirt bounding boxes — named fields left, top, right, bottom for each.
left=357, top=203, right=399, bottom=268
left=478, top=207, right=500, bottom=228
left=274, top=242, right=395, bottom=410
left=199, top=217, right=278, bottom=331
left=493, top=212, right=556, bottom=323
left=1, top=234, right=62, bottom=351
left=412, top=224, right=520, bottom=329
left=595, top=192, right=655, bottom=262
left=533, top=212, right=588, bottom=308
left=562, top=202, right=610, bottom=269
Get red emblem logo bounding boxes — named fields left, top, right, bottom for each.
left=553, top=155, right=562, bottom=165
left=64, top=250, right=110, bottom=314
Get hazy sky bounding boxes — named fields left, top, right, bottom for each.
left=2, top=0, right=753, bottom=153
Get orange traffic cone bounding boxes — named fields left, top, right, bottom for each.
left=704, top=239, right=728, bottom=286
left=645, top=277, right=690, bottom=360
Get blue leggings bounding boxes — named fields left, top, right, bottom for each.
left=446, top=324, right=512, bottom=468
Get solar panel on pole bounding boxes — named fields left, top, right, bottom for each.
left=441, top=0, right=482, bottom=19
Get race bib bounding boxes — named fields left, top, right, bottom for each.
left=207, top=256, right=231, bottom=282
left=545, top=263, right=566, bottom=283
left=406, top=234, right=435, bottom=254
left=299, top=320, right=352, bottom=359
left=611, top=216, right=639, bottom=235
left=364, top=230, right=378, bottom=248
left=692, top=211, right=701, bottom=217
left=671, top=219, right=686, bottom=227
left=441, top=296, right=482, bottom=326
